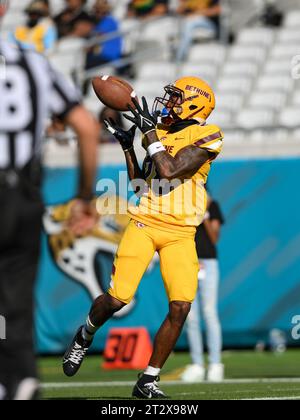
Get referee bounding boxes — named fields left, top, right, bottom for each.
left=0, top=0, right=98, bottom=400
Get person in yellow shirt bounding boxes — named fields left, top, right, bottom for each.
left=127, top=0, right=169, bottom=19
left=12, top=1, right=57, bottom=54
left=63, top=76, right=223, bottom=399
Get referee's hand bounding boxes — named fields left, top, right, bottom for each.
left=67, top=199, right=99, bottom=236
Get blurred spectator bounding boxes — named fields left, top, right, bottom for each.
left=11, top=0, right=57, bottom=53
left=55, top=0, right=94, bottom=39
left=86, top=0, right=122, bottom=70
left=181, top=194, right=225, bottom=383
left=98, top=107, right=124, bottom=144
left=176, top=0, right=221, bottom=62
left=260, top=0, right=283, bottom=27
left=127, top=0, right=169, bottom=19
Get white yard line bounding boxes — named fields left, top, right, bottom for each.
left=241, top=396, right=300, bottom=401
left=175, top=388, right=300, bottom=397
left=42, top=378, right=300, bottom=389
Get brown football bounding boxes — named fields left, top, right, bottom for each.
left=92, top=75, right=138, bottom=111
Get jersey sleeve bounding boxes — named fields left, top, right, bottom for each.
left=193, top=125, right=224, bottom=157
left=48, top=63, right=81, bottom=119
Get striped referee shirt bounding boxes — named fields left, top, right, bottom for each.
left=0, top=39, right=80, bottom=170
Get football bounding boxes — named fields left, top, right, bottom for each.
left=92, top=75, right=138, bottom=112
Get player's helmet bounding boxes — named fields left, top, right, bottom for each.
left=153, top=76, right=216, bottom=125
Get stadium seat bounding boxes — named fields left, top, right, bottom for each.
left=293, top=91, right=300, bottom=106
left=83, top=96, right=105, bottom=116
left=249, top=129, right=290, bottom=144
left=236, top=109, right=275, bottom=129
left=278, top=29, right=300, bottom=43
left=49, top=0, right=65, bottom=15
left=188, top=44, right=226, bottom=64
left=118, top=18, right=140, bottom=57
left=215, top=93, right=244, bottom=112
left=283, top=10, right=300, bottom=27
left=134, top=80, right=165, bottom=99
left=1, top=11, right=26, bottom=34
left=49, top=38, right=86, bottom=80
left=292, top=129, right=300, bottom=142
left=249, top=92, right=287, bottom=111
left=270, top=44, right=300, bottom=59
left=111, top=0, right=130, bottom=20
left=49, top=54, right=82, bottom=81
left=229, top=46, right=266, bottom=63
left=140, top=17, right=176, bottom=42
left=224, top=130, right=247, bottom=144
left=264, top=59, right=294, bottom=75
left=208, top=110, right=233, bottom=129
left=181, top=63, right=218, bottom=84
left=55, top=37, right=86, bottom=55
left=256, top=76, right=294, bottom=93
left=9, top=0, right=31, bottom=12
left=279, top=108, right=300, bottom=128
left=237, top=28, right=275, bottom=46
left=216, top=77, right=252, bottom=94
left=137, top=63, right=177, bottom=82
left=248, top=129, right=270, bottom=144
left=135, top=17, right=176, bottom=60
left=85, top=64, right=116, bottom=81
left=20, top=1, right=299, bottom=136
left=221, top=62, right=259, bottom=78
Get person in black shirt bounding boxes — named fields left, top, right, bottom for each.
left=55, top=0, right=94, bottom=38
left=181, top=194, right=225, bottom=383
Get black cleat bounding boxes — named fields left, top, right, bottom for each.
left=132, top=376, right=168, bottom=399
left=63, top=327, right=92, bottom=377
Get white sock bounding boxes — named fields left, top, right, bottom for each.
left=82, top=316, right=98, bottom=341
left=144, top=366, right=161, bottom=377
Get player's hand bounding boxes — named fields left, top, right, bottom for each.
left=124, top=97, right=157, bottom=136
left=67, top=199, right=99, bottom=236
left=104, top=118, right=136, bottom=152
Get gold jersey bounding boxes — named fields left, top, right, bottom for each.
left=182, top=0, right=213, bottom=12
left=129, top=123, right=223, bottom=234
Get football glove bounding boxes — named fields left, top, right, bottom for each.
left=104, top=118, right=136, bottom=152
left=124, top=97, right=157, bottom=136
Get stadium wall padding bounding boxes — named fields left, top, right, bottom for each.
left=36, top=157, right=300, bottom=353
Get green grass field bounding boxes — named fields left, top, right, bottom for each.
left=40, top=349, right=300, bottom=400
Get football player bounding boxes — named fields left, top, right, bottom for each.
left=63, top=77, right=223, bottom=399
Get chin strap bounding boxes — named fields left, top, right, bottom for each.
left=193, top=117, right=207, bottom=126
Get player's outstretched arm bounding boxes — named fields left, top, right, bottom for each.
left=124, top=148, right=145, bottom=182
left=66, top=106, right=98, bottom=200
left=64, top=105, right=99, bottom=235
left=104, top=119, right=145, bottom=183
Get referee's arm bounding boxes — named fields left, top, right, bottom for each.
left=49, top=67, right=99, bottom=235
left=64, top=106, right=99, bottom=236
left=65, top=106, right=98, bottom=201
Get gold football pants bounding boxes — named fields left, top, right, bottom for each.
left=108, top=220, right=199, bottom=304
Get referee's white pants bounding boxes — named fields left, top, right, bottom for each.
left=186, top=259, right=222, bottom=366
